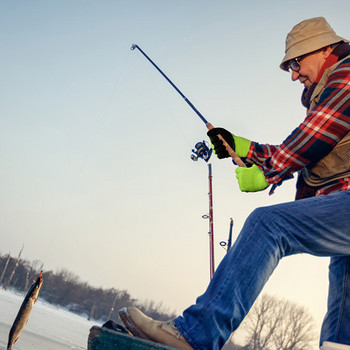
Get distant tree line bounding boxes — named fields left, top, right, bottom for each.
left=0, top=251, right=176, bottom=323
left=1, top=252, right=317, bottom=349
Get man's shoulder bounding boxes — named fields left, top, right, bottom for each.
left=334, top=56, right=350, bottom=71
left=327, top=56, right=350, bottom=82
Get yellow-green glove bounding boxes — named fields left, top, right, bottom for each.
left=235, top=164, right=269, bottom=192
left=207, top=128, right=251, bottom=159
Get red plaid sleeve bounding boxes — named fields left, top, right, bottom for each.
left=247, top=58, right=350, bottom=186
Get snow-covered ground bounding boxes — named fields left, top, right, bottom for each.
left=0, top=288, right=99, bottom=350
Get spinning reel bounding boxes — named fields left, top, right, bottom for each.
left=190, top=141, right=212, bottom=163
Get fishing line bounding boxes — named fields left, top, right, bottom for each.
left=132, top=48, right=190, bottom=144
left=49, top=49, right=133, bottom=246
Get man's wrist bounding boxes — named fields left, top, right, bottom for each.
left=232, top=135, right=251, bottom=158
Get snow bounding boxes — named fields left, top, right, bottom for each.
left=0, top=288, right=99, bottom=350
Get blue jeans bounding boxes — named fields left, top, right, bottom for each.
left=174, top=191, right=350, bottom=349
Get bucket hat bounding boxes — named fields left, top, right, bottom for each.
left=280, top=17, right=349, bottom=71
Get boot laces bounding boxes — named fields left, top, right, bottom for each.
left=165, top=320, right=181, bottom=339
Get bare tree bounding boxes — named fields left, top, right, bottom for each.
left=241, top=294, right=316, bottom=350
left=0, top=252, right=11, bottom=286
left=4, top=245, right=24, bottom=290
left=271, top=299, right=316, bottom=350
left=23, top=259, right=44, bottom=290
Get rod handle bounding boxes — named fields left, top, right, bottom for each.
left=206, top=123, right=246, bottom=167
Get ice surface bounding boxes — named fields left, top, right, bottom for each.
left=0, top=288, right=98, bottom=350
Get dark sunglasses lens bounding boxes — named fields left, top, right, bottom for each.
left=290, top=59, right=300, bottom=72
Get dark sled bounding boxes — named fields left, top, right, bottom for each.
left=88, top=325, right=179, bottom=350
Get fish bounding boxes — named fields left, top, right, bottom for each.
left=7, top=271, right=43, bottom=350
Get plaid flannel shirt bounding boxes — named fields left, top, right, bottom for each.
left=246, top=57, right=350, bottom=196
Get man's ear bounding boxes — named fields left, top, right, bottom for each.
left=323, top=46, right=334, bottom=59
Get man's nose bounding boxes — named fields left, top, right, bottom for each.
left=291, top=70, right=299, bottom=81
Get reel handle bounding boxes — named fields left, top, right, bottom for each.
left=206, top=123, right=246, bottom=167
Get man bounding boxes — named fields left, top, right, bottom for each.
left=119, top=17, right=350, bottom=349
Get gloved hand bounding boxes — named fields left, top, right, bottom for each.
left=207, top=127, right=251, bottom=159
left=235, top=164, right=269, bottom=192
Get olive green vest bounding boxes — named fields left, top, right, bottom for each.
left=302, top=56, right=350, bottom=187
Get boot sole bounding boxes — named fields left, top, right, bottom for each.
left=118, top=307, right=152, bottom=340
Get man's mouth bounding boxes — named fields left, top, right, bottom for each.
left=299, top=77, right=310, bottom=87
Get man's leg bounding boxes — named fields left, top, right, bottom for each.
left=321, top=256, right=350, bottom=345
left=120, top=191, right=350, bottom=350
left=174, top=191, right=350, bottom=350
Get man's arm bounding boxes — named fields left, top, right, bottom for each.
left=253, top=59, right=350, bottom=187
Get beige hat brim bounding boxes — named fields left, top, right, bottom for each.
left=280, top=34, right=348, bottom=71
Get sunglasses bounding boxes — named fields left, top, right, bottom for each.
left=288, top=57, right=302, bottom=72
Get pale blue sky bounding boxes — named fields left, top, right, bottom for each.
left=1, top=0, right=350, bottom=335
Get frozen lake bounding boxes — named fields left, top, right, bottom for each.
left=0, top=288, right=98, bottom=350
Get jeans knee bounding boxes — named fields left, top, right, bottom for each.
left=244, top=206, right=293, bottom=256
left=246, top=206, right=276, bottom=230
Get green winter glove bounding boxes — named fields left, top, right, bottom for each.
left=233, top=134, right=251, bottom=158
left=207, top=128, right=251, bottom=159
left=235, top=164, right=269, bottom=192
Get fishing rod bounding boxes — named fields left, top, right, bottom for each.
left=130, top=44, right=245, bottom=168
left=220, top=218, right=234, bottom=253
left=208, top=163, right=215, bottom=279
left=190, top=141, right=215, bottom=279
left=227, top=218, right=234, bottom=251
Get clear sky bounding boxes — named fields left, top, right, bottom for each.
left=1, top=0, right=350, bottom=336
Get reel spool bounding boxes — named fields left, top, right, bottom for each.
left=190, top=141, right=212, bottom=162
